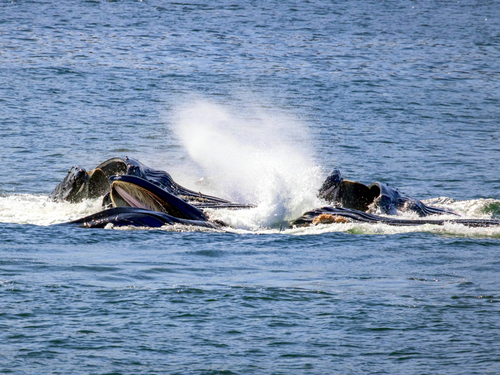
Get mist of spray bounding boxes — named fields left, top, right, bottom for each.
left=171, top=97, right=323, bottom=229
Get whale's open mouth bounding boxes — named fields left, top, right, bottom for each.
left=109, top=175, right=208, bottom=222
left=111, top=181, right=167, bottom=212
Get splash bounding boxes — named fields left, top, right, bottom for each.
left=171, top=97, right=323, bottom=229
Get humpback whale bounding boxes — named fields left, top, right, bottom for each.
left=52, top=157, right=252, bottom=229
left=50, top=158, right=500, bottom=229
left=317, top=169, right=457, bottom=217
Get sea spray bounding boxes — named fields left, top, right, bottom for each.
left=171, top=98, right=324, bottom=229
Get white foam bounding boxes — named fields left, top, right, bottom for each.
left=1, top=191, right=499, bottom=238
left=0, top=194, right=102, bottom=226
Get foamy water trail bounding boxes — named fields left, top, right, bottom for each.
left=171, top=98, right=324, bottom=229
left=0, top=194, right=103, bottom=226
left=0, top=193, right=499, bottom=237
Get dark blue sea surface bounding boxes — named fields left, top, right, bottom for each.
left=1, top=1, right=500, bottom=374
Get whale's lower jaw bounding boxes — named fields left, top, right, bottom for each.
left=290, top=206, right=500, bottom=228
left=59, top=207, right=219, bottom=229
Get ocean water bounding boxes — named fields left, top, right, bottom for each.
left=1, top=0, right=500, bottom=374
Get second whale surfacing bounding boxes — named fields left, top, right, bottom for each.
left=50, top=157, right=500, bottom=230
